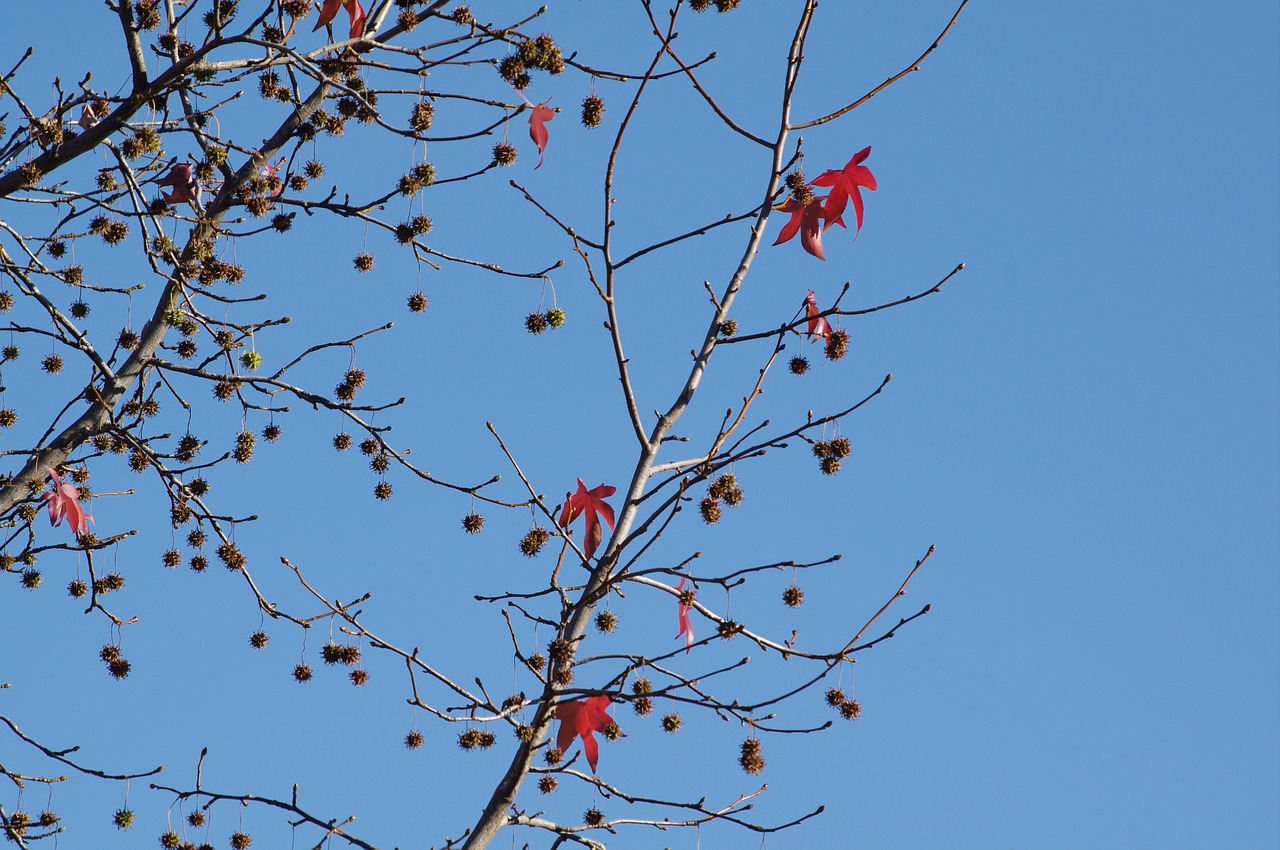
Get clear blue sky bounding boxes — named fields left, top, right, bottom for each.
left=3, top=1, right=1277, bottom=848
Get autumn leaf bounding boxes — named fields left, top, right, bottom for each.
left=42, top=467, right=92, bottom=536
left=772, top=195, right=827, bottom=260
left=675, top=575, right=694, bottom=654
left=156, top=163, right=200, bottom=205
left=556, top=694, right=616, bottom=773
left=517, top=91, right=554, bottom=169
left=313, top=0, right=366, bottom=38
left=805, top=290, right=832, bottom=341
left=812, top=146, right=877, bottom=235
left=558, top=478, right=616, bottom=560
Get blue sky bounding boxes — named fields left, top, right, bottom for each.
left=2, top=1, right=1277, bottom=848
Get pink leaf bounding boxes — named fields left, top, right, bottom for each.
left=804, top=290, right=832, bottom=341
left=556, top=694, right=616, bottom=772
left=41, top=467, right=92, bottom=537
left=675, top=576, right=694, bottom=653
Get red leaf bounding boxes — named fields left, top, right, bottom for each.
left=42, top=468, right=92, bottom=536
left=556, top=694, right=616, bottom=772
left=558, top=479, right=616, bottom=560
left=313, top=0, right=366, bottom=38
left=526, top=98, right=554, bottom=169
left=811, top=146, right=877, bottom=234
left=804, top=290, right=832, bottom=342
left=156, top=163, right=200, bottom=205
left=674, top=576, right=694, bottom=653
left=772, top=195, right=827, bottom=261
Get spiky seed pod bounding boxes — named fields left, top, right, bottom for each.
left=716, top=0, right=741, bottom=10
left=293, top=663, right=312, bottom=683
left=789, top=355, right=810, bottom=375
left=263, top=424, right=281, bottom=442
left=409, top=100, right=435, bottom=132
left=350, top=668, right=369, bottom=686
left=603, top=722, right=622, bottom=741
left=93, top=434, right=112, bottom=450
left=632, top=677, right=652, bottom=695
left=108, top=658, right=131, bottom=679
left=785, top=170, right=808, bottom=191
left=217, top=542, right=245, bottom=570
left=322, top=642, right=343, bottom=665
left=398, top=8, right=418, bottom=29
left=38, top=811, right=57, bottom=827
left=105, top=572, right=125, bottom=590
left=719, top=317, right=738, bottom=337
left=492, top=142, right=517, bottom=166
left=129, top=449, right=150, bottom=472
left=538, top=775, right=557, bottom=794
left=595, top=610, right=618, bottom=633
left=21, top=569, right=42, bottom=589
left=68, top=579, right=88, bottom=598
left=583, top=808, right=603, bottom=826
left=739, top=737, right=765, bottom=774
left=190, top=555, right=208, bottom=571
left=0, top=293, right=13, bottom=312
left=708, top=472, right=736, bottom=500
left=370, top=454, right=389, bottom=473
left=250, top=631, right=268, bottom=649
left=457, top=729, right=482, bottom=750
left=678, top=589, right=697, bottom=608
left=839, top=699, right=862, bottom=720
left=411, top=214, right=432, bottom=234
left=825, top=687, right=847, bottom=708
left=825, top=328, right=850, bottom=361
left=333, top=433, right=352, bottom=451
left=42, top=353, right=64, bottom=374
left=272, top=213, right=292, bottom=232
left=525, top=312, right=548, bottom=334
left=17, top=161, right=43, bottom=186
left=498, top=55, right=527, bottom=85
left=101, top=644, right=122, bottom=664
left=547, top=637, right=574, bottom=663
left=812, top=440, right=832, bottom=458
left=462, top=512, right=484, bottom=533
left=214, top=329, right=236, bottom=350
left=187, top=529, right=206, bottom=548
left=189, top=477, right=210, bottom=496
left=501, top=693, right=524, bottom=711
left=71, top=300, right=90, bottom=318
left=161, top=829, right=182, bottom=848
left=338, top=645, right=361, bottom=665
left=661, top=713, right=682, bottom=733
left=398, top=173, right=422, bottom=196
left=335, top=382, right=356, bottom=401
left=394, top=223, right=415, bottom=244
left=336, top=96, right=359, bottom=118
left=374, top=481, right=393, bottom=500
left=545, top=307, right=566, bottom=328
left=515, top=724, right=534, bottom=742
left=412, top=162, right=436, bottom=184
left=519, top=526, right=550, bottom=556
left=359, top=438, right=380, bottom=455
left=281, top=0, right=309, bottom=17
left=94, top=579, right=110, bottom=594
left=554, top=666, right=575, bottom=686
left=829, top=436, right=852, bottom=459
left=114, top=808, right=136, bottom=830
left=177, top=339, right=197, bottom=359
left=451, top=5, right=473, bottom=24
left=263, top=23, right=283, bottom=41
left=0, top=409, right=17, bottom=428
left=187, top=811, right=206, bottom=828
left=63, top=265, right=84, bottom=285
left=230, top=831, right=252, bottom=849
left=543, top=747, right=563, bottom=765
left=405, top=730, right=424, bottom=749
left=163, top=549, right=182, bottom=568
left=407, top=291, right=429, bottom=312
left=48, top=239, right=67, bottom=257
left=699, top=496, right=722, bottom=524
left=581, top=94, right=605, bottom=128
left=527, top=653, right=546, bottom=672
left=240, top=350, right=263, bottom=371
left=289, top=174, right=308, bottom=191
left=820, top=456, right=842, bottom=475
left=632, top=696, right=653, bottom=716
left=717, top=620, right=743, bottom=640
left=245, top=195, right=271, bottom=217
left=723, top=485, right=744, bottom=507
left=782, top=585, right=805, bottom=607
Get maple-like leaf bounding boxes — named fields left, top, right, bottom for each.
left=156, top=163, right=200, bottom=205
left=41, top=467, right=92, bottom=536
left=772, top=195, right=827, bottom=260
left=313, top=0, right=366, bottom=38
left=675, top=576, right=694, bottom=654
left=804, top=290, right=832, bottom=341
left=517, top=91, right=554, bottom=169
left=556, top=694, right=616, bottom=773
left=558, top=479, right=616, bottom=560
left=812, top=146, right=877, bottom=235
